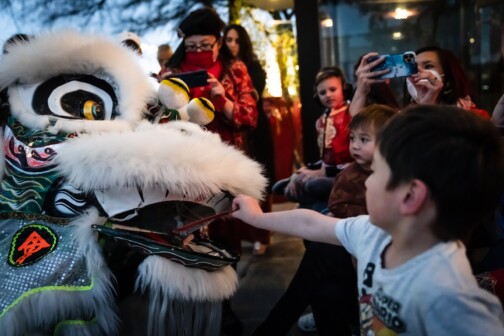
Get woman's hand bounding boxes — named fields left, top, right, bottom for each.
left=207, top=73, right=234, bottom=118
left=349, top=52, right=389, bottom=116
left=354, top=52, right=389, bottom=94
left=207, top=73, right=226, bottom=98
left=408, top=69, right=443, bottom=105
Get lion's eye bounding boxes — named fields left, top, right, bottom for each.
left=13, top=74, right=117, bottom=120
left=80, top=100, right=104, bottom=120
left=59, top=90, right=106, bottom=120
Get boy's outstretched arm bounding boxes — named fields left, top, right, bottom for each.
left=232, top=195, right=342, bottom=245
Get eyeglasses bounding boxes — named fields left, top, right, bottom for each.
left=185, top=40, right=218, bottom=52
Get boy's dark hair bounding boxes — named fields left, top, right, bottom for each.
left=378, top=105, right=504, bottom=241
left=314, top=66, right=346, bottom=90
left=349, top=104, right=397, bottom=133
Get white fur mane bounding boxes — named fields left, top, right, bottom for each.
left=54, top=121, right=266, bottom=199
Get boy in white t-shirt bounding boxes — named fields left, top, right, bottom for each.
left=232, top=105, right=504, bottom=335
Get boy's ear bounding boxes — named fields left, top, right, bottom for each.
left=400, top=179, right=430, bottom=215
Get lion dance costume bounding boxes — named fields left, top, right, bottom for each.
left=0, top=31, right=265, bottom=335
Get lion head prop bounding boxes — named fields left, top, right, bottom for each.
left=0, top=30, right=266, bottom=335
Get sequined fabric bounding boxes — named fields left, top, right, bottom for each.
left=0, top=217, right=92, bottom=315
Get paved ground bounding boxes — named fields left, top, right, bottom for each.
left=229, top=202, right=318, bottom=336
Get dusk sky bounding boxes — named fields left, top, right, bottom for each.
left=0, top=2, right=224, bottom=73
left=0, top=4, right=282, bottom=94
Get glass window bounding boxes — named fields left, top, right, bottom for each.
left=319, top=1, right=503, bottom=112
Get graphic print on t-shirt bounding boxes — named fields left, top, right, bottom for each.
left=372, top=287, right=405, bottom=334
left=359, top=293, right=373, bottom=334
left=359, top=262, right=375, bottom=335
left=358, top=261, right=407, bottom=335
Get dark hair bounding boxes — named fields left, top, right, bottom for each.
left=349, top=104, right=397, bottom=133
left=166, top=43, right=186, bottom=69
left=378, top=104, right=504, bottom=241
left=178, top=7, right=224, bottom=40
left=403, top=46, right=470, bottom=105
left=313, top=66, right=352, bottom=104
left=3, top=33, right=30, bottom=55
left=221, top=24, right=256, bottom=65
left=167, top=8, right=225, bottom=70
left=315, top=66, right=346, bottom=87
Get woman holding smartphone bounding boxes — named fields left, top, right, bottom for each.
left=351, top=47, right=489, bottom=119
left=165, top=8, right=258, bottom=151
left=404, top=46, right=488, bottom=119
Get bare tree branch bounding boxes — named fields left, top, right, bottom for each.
left=2, top=0, right=235, bottom=35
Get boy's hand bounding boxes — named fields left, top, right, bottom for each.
left=297, top=167, right=324, bottom=181
left=232, top=195, right=263, bottom=226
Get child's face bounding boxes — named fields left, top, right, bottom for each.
left=316, top=76, right=344, bottom=109
left=349, top=126, right=376, bottom=170
left=365, top=150, right=401, bottom=229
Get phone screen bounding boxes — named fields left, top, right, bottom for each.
left=368, top=52, right=418, bottom=79
left=167, top=70, right=209, bottom=88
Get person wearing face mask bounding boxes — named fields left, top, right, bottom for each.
left=353, top=48, right=504, bottom=307
left=165, top=8, right=258, bottom=152
left=221, top=24, right=273, bottom=256
left=351, top=47, right=489, bottom=119
left=405, top=46, right=489, bottom=118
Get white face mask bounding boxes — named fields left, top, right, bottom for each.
left=406, top=69, right=442, bottom=103
left=406, top=78, right=419, bottom=102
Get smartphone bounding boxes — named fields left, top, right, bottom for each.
left=167, top=70, right=209, bottom=88
left=368, top=52, right=418, bottom=79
